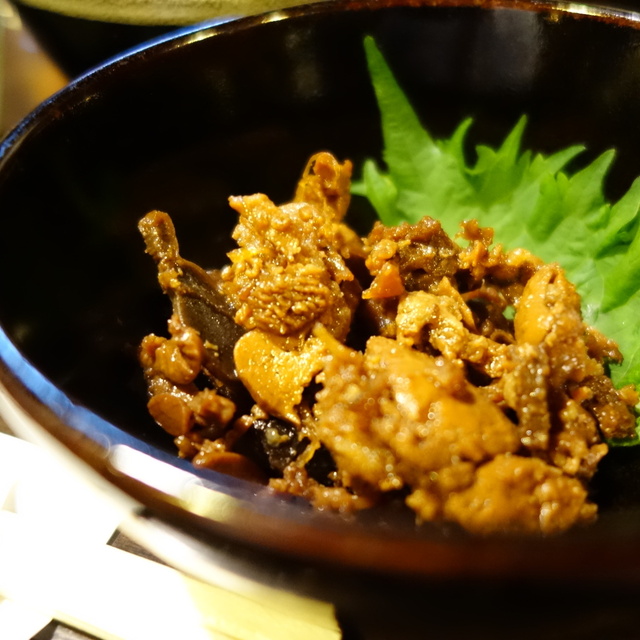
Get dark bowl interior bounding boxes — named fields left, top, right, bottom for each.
left=3, top=1, right=640, bottom=636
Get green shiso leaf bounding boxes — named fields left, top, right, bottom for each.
left=353, top=36, right=640, bottom=443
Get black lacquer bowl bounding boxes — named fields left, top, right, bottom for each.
left=3, top=1, right=640, bottom=637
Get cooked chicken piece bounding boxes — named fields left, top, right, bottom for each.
left=293, top=151, right=353, bottom=222
left=313, top=335, right=520, bottom=522
left=514, top=262, right=637, bottom=441
left=514, top=263, right=602, bottom=385
left=501, top=342, right=552, bottom=451
left=220, top=190, right=359, bottom=339
left=233, top=327, right=332, bottom=425
left=139, top=314, right=237, bottom=439
left=395, top=284, right=509, bottom=379
left=364, top=217, right=460, bottom=295
left=313, top=335, right=406, bottom=493
left=548, top=392, right=607, bottom=479
left=441, top=454, right=597, bottom=535
left=457, top=220, right=542, bottom=292
left=581, top=375, right=639, bottom=440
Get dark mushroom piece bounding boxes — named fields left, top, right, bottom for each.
left=138, top=210, right=248, bottom=403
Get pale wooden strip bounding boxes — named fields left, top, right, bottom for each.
left=0, top=511, right=341, bottom=640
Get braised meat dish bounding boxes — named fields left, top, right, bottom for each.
left=138, top=151, right=638, bottom=535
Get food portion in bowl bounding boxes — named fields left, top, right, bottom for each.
left=136, top=37, right=639, bottom=536
left=137, top=147, right=636, bottom=535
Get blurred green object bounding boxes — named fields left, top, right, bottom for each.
left=8, top=0, right=318, bottom=76
left=10, top=0, right=315, bottom=25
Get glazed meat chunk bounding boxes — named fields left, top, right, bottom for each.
left=443, top=454, right=597, bottom=535
left=313, top=334, right=598, bottom=533
left=220, top=152, right=361, bottom=341
left=313, top=335, right=519, bottom=516
left=220, top=193, right=355, bottom=338
left=514, top=264, right=602, bottom=386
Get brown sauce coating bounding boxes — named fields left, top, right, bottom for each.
left=138, top=151, right=638, bottom=535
